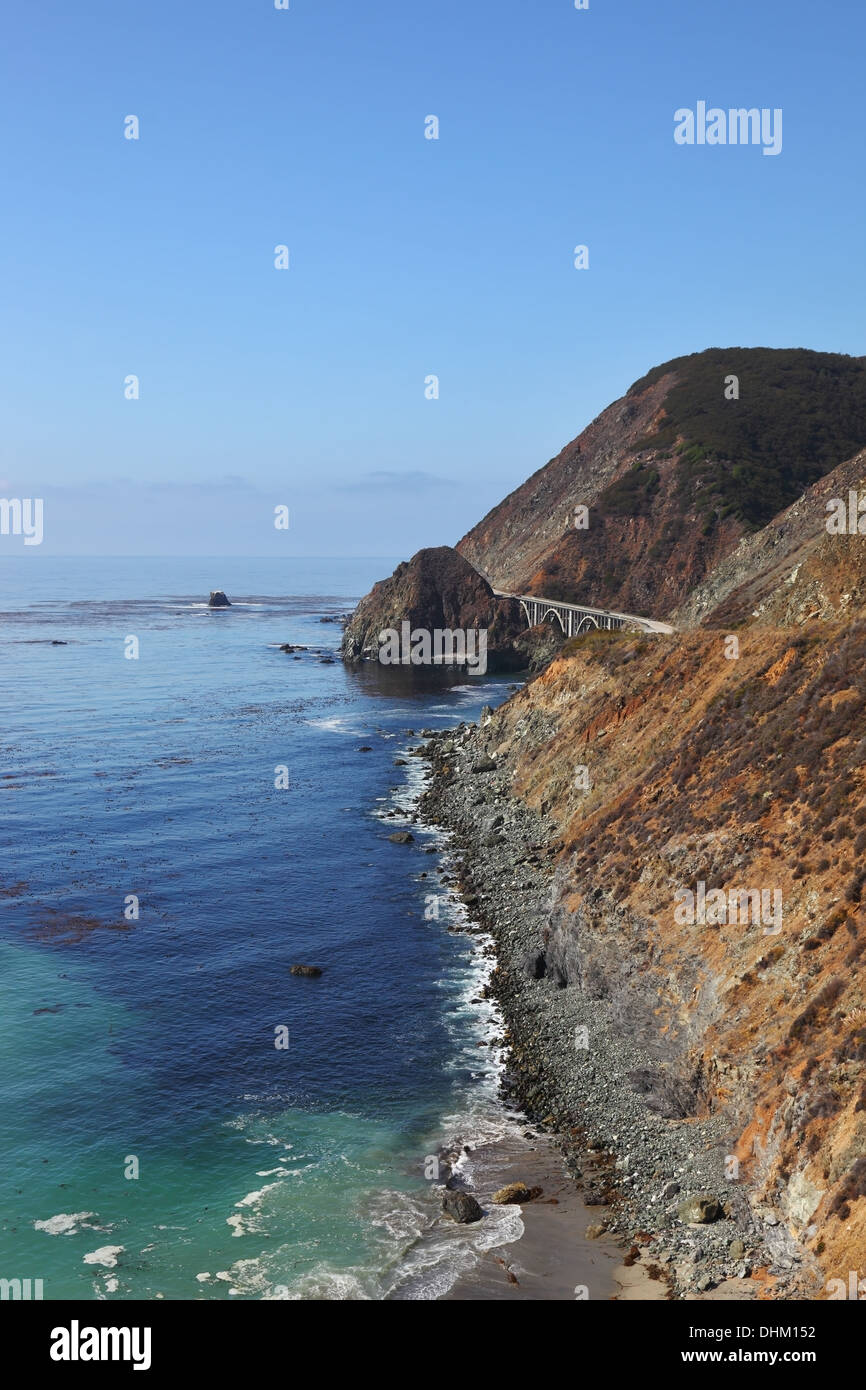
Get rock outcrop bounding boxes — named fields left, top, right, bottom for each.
left=340, top=545, right=559, bottom=672
left=208, top=590, right=231, bottom=608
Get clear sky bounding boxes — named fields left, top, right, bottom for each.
left=2, top=0, right=864, bottom=555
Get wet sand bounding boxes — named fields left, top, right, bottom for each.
left=443, top=1129, right=623, bottom=1301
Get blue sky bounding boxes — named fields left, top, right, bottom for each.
left=2, top=0, right=864, bottom=555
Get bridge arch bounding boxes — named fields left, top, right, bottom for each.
left=517, top=598, right=603, bottom=636
left=540, top=606, right=570, bottom=633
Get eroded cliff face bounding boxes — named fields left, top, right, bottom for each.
left=473, top=622, right=866, bottom=1287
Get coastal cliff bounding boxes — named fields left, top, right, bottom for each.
left=420, top=612, right=866, bottom=1297
left=345, top=346, right=866, bottom=1297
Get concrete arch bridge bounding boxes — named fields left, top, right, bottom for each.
left=492, top=590, right=674, bottom=637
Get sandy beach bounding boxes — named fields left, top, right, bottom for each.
left=442, top=1129, right=623, bottom=1301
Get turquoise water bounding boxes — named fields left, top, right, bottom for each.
left=0, top=557, right=522, bottom=1299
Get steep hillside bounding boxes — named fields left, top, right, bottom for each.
left=423, top=612, right=866, bottom=1294
left=455, top=368, right=675, bottom=596
left=674, top=448, right=866, bottom=629
left=457, top=349, right=866, bottom=621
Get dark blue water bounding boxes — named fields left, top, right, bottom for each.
left=0, top=557, right=523, bottom=1299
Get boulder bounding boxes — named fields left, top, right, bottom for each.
left=208, top=590, right=231, bottom=608
left=290, top=964, right=323, bottom=978
left=491, top=1182, right=542, bottom=1205
left=388, top=831, right=414, bottom=844
left=442, top=1191, right=483, bottom=1224
left=471, top=757, right=497, bottom=774
left=678, top=1194, right=723, bottom=1225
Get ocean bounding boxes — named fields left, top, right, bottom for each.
left=0, top=556, right=525, bottom=1300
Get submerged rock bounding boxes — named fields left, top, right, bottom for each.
left=208, top=590, right=231, bottom=608
left=290, top=964, right=323, bottom=978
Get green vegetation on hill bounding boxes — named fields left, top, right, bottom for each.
left=598, top=459, right=661, bottom=515
left=623, top=348, right=866, bottom=529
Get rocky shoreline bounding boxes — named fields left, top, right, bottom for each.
left=414, top=716, right=819, bottom=1301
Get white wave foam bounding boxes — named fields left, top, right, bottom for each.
left=306, top=716, right=362, bottom=734
left=227, top=1180, right=284, bottom=1236
left=34, top=1211, right=101, bottom=1236
left=83, top=1245, right=124, bottom=1268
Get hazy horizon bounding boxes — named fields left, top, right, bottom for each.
left=3, top=0, right=864, bottom=554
